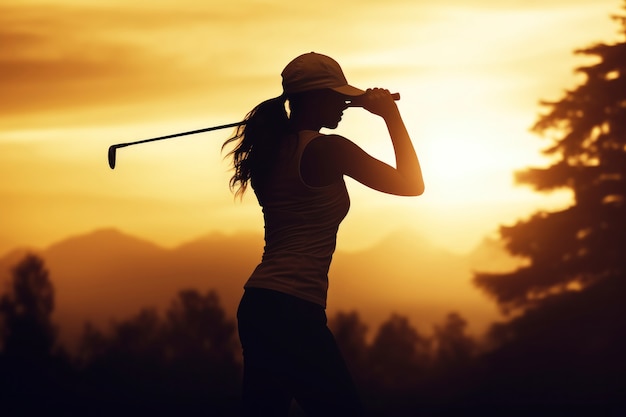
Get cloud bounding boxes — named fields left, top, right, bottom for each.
left=0, top=2, right=382, bottom=127
left=2, top=8, right=156, bottom=113
left=2, top=0, right=618, bottom=130
left=0, top=3, right=278, bottom=126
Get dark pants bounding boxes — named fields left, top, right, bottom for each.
left=237, top=288, right=364, bottom=417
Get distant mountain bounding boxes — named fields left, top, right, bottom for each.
left=0, top=228, right=262, bottom=350
left=328, top=230, right=505, bottom=338
left=465, top=236, right=527, bottom=274
left=0, top=228, right=515, bottom=350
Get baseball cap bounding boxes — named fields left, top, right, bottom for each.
left=281, top=52, right=365, bottom=97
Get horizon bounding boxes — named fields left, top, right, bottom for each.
left=0, top=225, right=513, bottom=352
left=0, top=223, right=503, bottom=256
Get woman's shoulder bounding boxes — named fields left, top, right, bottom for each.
left=302, top=133, right=359, bottom=159
left=299, top=131, right=350, bottom=146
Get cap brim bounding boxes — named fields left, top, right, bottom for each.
left=331, top=84, right=366, bottom=97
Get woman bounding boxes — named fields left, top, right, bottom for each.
left=223, top=52, right=424, bottom=417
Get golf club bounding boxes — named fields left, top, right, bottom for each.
left=107, top=93, right=400, bottom=169
left=108, top=121, right=244, bottom=169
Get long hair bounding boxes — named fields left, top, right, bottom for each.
left=222, top=95, right=291, bottom=198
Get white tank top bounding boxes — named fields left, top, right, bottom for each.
left=245, top=130, right=350, bottom=307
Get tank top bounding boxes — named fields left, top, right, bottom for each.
left=244, top=130, right=350, bottom=307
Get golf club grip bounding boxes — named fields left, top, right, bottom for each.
left=346, top=92, right=400, bottom=107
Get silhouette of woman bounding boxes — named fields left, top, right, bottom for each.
left=223, top=52, right=424, bottom=417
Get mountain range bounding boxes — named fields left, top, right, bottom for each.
left=0, top=228, right=519, bottom=350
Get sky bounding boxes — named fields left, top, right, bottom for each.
left=1, top=0, right=623, bottom=256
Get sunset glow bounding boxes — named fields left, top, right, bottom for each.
left=2, top=2, right=624, bottom=412
left=2, top=0, right=621, bottom=255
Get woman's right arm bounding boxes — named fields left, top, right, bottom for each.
left=325, top=89, right=425, bottom=196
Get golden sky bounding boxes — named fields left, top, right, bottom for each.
left=1, top=0, right=623, bottom=255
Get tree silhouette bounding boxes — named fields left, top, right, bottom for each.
left=433, top=312, right=475, bottom=369
left=475, top=3, right=626, bottom=312
left=161, top=288, right=240, bottom=412
left=0, top=254, right=79, bottom=416
left=328, top=310, right=369, bottom=376
left=468, top=5, right=626, bottom=412
left=77, top=288, right=240, bottom=416
left=368, top=314, right=431, bottom=390
left=163, top=289, right=238, bottom=365
left=0, top=254, right=57, bottom=358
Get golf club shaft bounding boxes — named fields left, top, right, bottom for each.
left=108, top=121, right=244, bottom=169
left=114, top=121, right=245, bottom=150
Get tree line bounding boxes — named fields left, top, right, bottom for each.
left=0, top=253, right=481, bottom=416
left=1, top=246, right=624, bottom=416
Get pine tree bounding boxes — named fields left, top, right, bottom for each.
left=475, top=4, right=626, bottom=313
left=0, top=254, right=57, bottom=358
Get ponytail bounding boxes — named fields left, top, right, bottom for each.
left=222, top=95, right=290, bottom=198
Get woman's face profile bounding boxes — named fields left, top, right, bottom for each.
left=314, top=89, right=349, bottom=130
left=291, top=89, right=348, bottom=130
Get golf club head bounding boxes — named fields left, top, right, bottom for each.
left=108, top=145, right=117, bottom=169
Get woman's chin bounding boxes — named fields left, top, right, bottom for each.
left=324, top=119, right=341, bottom=130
